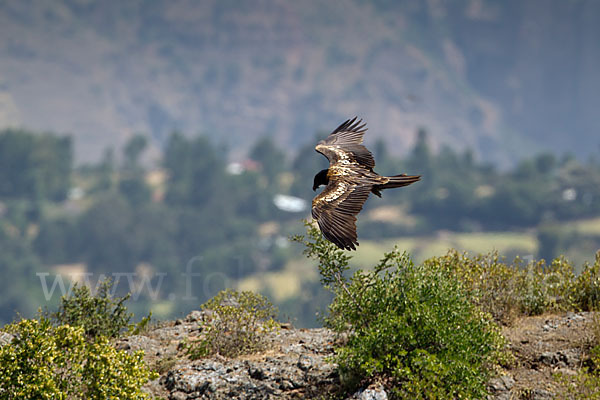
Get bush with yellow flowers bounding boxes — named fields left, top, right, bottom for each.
left=0, top=317, right=156, bottom=399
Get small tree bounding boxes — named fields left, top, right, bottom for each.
left=50, top=279, right=147, bottom=339
left=188, top=289, right=278, bottom=359
left=293, top=221, right=504, bottom=399
left=0, top=317, right=156, bottom=399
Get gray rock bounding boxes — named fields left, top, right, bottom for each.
left=566, top=311, right=585, bottom=321
left=116, top=335, right=161, bottom=353
left=539, top=349, right=580, bottom=367
left=488, top=375, right=516, bottom=400
left=0, top=332, right=13, bottom=347
left=248, top=365, right=267, bottom=380
left=165, top=367, right=213, bottom=394
left=540, top=351, right=561, bottom=366
left=169, top=391, right=187, bottom=400
left=155, top=328, right=339, bottom=399
left=185, top=310, right=205, bottom=323
left=115, top=334, right=169, bottom=369
left=488, top=375, right=515, bottom=397
left=556, top=367, right=577, bottom=376
left=151, top=325, right=190, bottom=342
left=279, top=379, right=294, bottom=390
left=561, top=349, right=581, bottom=367
left=532, top=388, right=553, bottom=400
left=298, top=354, right=313, bottom=371
left=349, top=385, right=388, bottom=400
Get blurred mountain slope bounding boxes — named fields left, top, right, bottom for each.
left=0, top=0, right=598, bottom=164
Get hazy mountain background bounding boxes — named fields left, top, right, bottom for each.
left=2, top=0, right=600, bottom=329
left=1, top=0, right=598, bottom=165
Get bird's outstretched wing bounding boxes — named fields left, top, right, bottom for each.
left=311, top=180, right=371, bottom=250
left=315, top=117, right=375, bottom=169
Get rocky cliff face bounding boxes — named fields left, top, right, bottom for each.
left=114, top=310, right=595, bottom=400
left=117, top=310, right=342, bottom=400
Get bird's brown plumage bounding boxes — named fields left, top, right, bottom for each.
left=311, top=117, right=420, bottom=250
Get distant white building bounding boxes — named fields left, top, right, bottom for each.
left=68, top=186, right=84, bottom=201
left=226, top=160, right=261, bottom=175
left=562, top=188, right=576, bottom=202
left=273, top=194, right=307, bottom=213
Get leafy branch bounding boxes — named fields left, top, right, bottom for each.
left=291, top=220, right=364, bottom=316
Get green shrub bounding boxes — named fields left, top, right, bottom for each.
left=424, top=250, right=578, bottom=324
left=514, top=256, right=576, bottom=315
left=50, top=278, right=147, bottom=339
left=187, top=289, right=278, bottom=359
left=424, top=251, right=521, bottom=323
left=533, top=256, right=577, bottom=312
left=516, top=260, right=551, bottom=316
left=294, top=223, right=505, bottom=399
left=0, top=317, right=156, bottom=399
left=573, top=251, right=600, bottom=311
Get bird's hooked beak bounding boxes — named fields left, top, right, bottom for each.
left=313, top=169, right=329, bottom=192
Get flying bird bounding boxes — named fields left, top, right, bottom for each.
left=311, top=117, right=420, bottom=250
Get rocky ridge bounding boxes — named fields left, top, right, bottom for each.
left=0, top=309, right=593, bottom=399
left=108, top=310, right=596, bottom=400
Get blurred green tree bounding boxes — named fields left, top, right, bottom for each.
left=77, top=194, right=140, bottom=273
left=0, top=129, right=72, bottom=201
left=164, top=132, right=227, bottom=208
left=0, top=224, right=45, bottom=324
left=122, top=134, right=148, bottom=171
left=119, top=134, right=152, bottom=206
left=249, top=136, right=286, bottom=182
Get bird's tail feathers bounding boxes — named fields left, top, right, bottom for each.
left=371, top=174, right=420, bottom=197
left=381, top=174, right=421, bottom=189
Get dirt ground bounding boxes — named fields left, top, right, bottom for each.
left=495, top=311, right=596, bottom=399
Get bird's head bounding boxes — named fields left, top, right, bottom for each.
left=313, top=169, right=329, bottom=191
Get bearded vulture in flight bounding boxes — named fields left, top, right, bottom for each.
left=311, top=117, right=420, bottom=250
